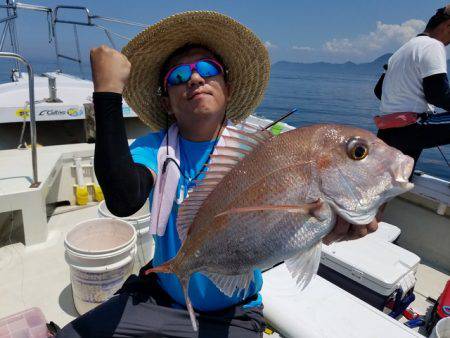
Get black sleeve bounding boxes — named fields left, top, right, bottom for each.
left=423, top=73, right=450, bottom=111
left=374, top=73, right=385, bottom=100
left=93, top=92, right=154, bottom=217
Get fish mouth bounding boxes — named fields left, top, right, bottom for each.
left=325, top=174, right=414, bottom=226
left=319, top=153, right=415, bottom=227
left=391, top=155, right=414, bottom=186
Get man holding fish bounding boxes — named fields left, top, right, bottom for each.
left=57, top=11, right=413, bottom=338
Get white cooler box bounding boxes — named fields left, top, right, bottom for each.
left=261, top=264, right=423, bottom=338
left=318, top=234, right=420, bottom=310
left=366, top=221, right=401, bottom=243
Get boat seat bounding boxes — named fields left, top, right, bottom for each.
left=261, top=264, right=423, bottom=338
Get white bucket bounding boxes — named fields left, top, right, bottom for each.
left=430, top=317, right=450, bottom=338
left=64, top=218, right=137, bottom=315
left=98, top=200, right=154, bottom=272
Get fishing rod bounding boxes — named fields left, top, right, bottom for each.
left=263, top=108, right=298, bottom=130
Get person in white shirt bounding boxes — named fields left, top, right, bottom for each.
left=374, top=5, right=450, bottom=173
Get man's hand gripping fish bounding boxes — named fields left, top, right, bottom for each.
left=145, top=123, right=414, bottom=331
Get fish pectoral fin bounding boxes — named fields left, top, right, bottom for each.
left=285, top=242, right=322, bottom=290
left=203, top=271, right=255, bottom=298
left=215, top=200, right=326, bottom=220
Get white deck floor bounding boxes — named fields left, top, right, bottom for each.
left=0, top=204, right=98, bottom=326
left=0, top=204, right=448, bottom=336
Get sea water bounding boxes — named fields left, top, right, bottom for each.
left=1, top=62, right=449, bottom=180
left=260, top=68, right=450, bottom=181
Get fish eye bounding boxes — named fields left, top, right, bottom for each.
left=346, top=137, right=369, bottom=160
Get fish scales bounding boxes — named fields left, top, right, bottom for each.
left=186, top=168, right=323, bottom=273
left=192, top=130, right=318, bottom=235
left=196, top=206, right=334, bottom=272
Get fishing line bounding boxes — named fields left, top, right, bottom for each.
left=263, top=108, right=298, bottom=130
left=163, top=112, right=227, bottom=183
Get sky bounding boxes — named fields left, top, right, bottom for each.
left=2, top=0, right=449, bottom=65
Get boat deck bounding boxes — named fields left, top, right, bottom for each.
left=0, top=204, right=98, bottom=326
left=0, top=122, right=448, bottom=336
left=0, top=204, right=448, bottom=336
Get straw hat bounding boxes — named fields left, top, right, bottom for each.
left=122, top=11, right=270, bottom=130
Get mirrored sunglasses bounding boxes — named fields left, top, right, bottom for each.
left=163, top=58, right=224, bottom=90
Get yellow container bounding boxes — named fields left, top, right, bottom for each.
left=75, top=186, right=89, bottom=205
left=93, top=185, right=104, bottom=202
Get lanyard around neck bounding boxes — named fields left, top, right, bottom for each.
left=162, top=113, right=227, bottom=183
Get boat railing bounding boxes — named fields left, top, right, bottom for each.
left=52, top=5, right=146, bottom=78
left=0, top=0, right=52, bottom=77
left=1, top=1, right=147, bottom=79
left=0, top=51, right=39, bottom=188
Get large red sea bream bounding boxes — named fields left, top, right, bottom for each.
left=146, top=123, right=414, bottom=331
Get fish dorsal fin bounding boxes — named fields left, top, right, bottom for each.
left=202, top=271, right=255, bottom=298
left=285, top=242, right=322, bottom=290
left=229, top=123, right=273, bottom=142
left=220, top=135, right=256, bottom=151
left=176, top=125, right=272, bottom=242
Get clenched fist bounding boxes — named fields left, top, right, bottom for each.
left=90, top=45, right=131, bottom=94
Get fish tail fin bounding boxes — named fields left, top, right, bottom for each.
left=144, top=259, right=198, bottom=331
left=180, top=276, right=197, bottom=331
left=144, top=260, right=174, bottom=275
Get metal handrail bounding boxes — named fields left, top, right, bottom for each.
left=1, top=0, right=20, bottom=72
left=0, top=52, right=40, bottom=188
left=52, top=5, right=146, bottom=28
left=51, top=5, right=146, bottom=78
left=2, top=2, right=147, bottom=78
left=53, top=5, right=92, bottom=26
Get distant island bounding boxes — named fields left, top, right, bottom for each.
left=273, top=53, right=450, bottom=75
left=272, top=53, right=392, bottom=75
